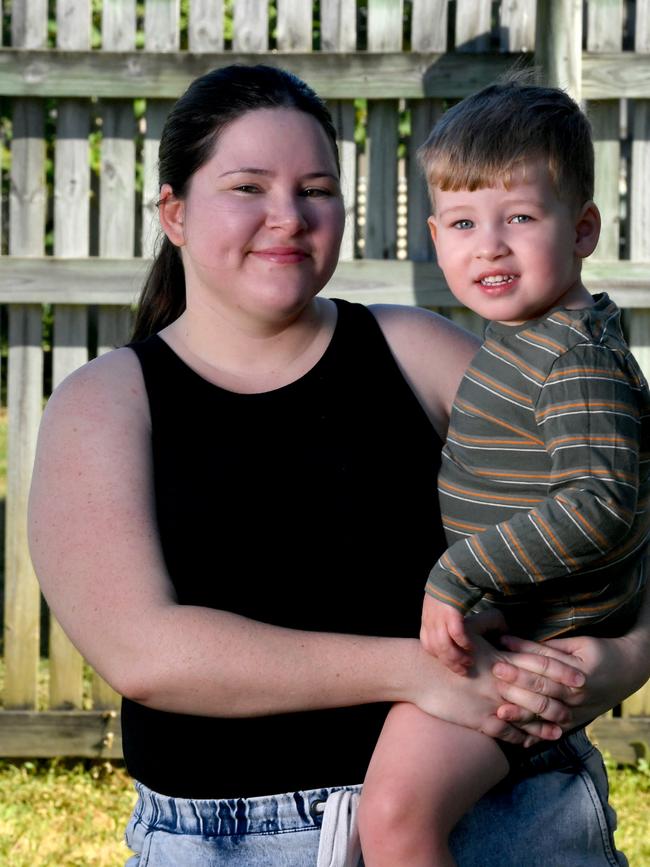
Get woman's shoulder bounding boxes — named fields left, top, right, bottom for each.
left=43, top=346, right=149, bottom=432
left=368, top=304, right=478, bottom=352
left=367, top=304, right=480, bottom=432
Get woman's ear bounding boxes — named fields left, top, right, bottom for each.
left=158, top=183, right=186, bottom=247
left=574, top=200, right=601, bottom=259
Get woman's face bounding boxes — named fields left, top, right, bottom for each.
left=162, top=107, right=345, bottom=325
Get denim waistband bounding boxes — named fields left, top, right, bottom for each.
left=130, top=781, right=362, bottom=838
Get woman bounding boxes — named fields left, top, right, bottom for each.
left=28, top=65, right=649, bottom=866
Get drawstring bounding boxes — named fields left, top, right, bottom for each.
left=316, top=788, right=362, bottom=867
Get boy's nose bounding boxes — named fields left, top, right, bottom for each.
left=475, top=228, right=509, bottom=259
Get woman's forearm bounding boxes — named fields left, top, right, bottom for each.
left=121, top=603, right=425, bottom=716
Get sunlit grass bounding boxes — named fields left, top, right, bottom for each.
left=0, top=755, right=647, bottom=866
left=607, top=755, right=650, bottom=865
left=0, top=760, right=135, bottom=866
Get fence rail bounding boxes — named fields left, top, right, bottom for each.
left=0, top=0, right=649, bottom=764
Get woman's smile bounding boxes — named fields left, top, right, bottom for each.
left=250, top=245, right=310, bottom=264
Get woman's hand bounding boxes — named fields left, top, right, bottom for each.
left=407, top=620, right=576, bottom=746
left=491, top=590, right=650, bottom=735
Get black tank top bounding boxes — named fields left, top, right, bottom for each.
left=122, top=299, right=445, bottom=798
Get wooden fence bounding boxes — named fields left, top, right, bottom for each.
left=0, top=0, right=649, bottom=763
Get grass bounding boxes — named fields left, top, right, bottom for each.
left=606, top=756, right=650, bottom=865
left=0, top=759, right=136, bottom=866
left=0, top=756, right=648, bottom=866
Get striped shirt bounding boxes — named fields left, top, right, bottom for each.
left=426, top=293, right=650, bottom=639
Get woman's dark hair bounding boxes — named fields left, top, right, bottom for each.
left=131, top=64, right=340, bottom=342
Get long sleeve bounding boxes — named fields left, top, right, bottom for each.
left=426, top=321, right=650, bottom=617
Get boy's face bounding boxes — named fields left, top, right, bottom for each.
left=427, top=159, right=600, bottom=325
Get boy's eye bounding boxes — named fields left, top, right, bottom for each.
left=510, top=214, right=531, bottom=224
left=452, top=219, right=474, bottom=230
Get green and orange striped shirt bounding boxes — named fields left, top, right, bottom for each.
left=426, top=293, right=650, bottom=639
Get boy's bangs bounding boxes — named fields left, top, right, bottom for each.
left=428, top=153, right=518, bottom=193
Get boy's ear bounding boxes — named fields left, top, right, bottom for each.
left=574, top=200, right=600, bottom=259
left=159, top=183, right=186, bottom=247
left=427, top=215, right=439, bottom=250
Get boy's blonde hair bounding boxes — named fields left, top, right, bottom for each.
left=417, top=80, right=594, bottom=212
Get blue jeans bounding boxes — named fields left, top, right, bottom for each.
left=125, top=729, right=627, bottom=866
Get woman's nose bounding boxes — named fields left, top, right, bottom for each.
left=265, top=196, right=308, bottom=232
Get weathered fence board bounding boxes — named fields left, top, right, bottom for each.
left=456, top=0, right=492, bottom=52
left=4, top=308, right=42, bottom=710
left=277, top=0, right=312, bottom=51
left=233, top=0, right=268, bottom=51
left=535, top=0, right=582, bottom=98
left=101, top=0, right=137, bottom=52
left=325, top=0, right=357, bottom=261
left=3, top=0, right=46, bottom=713
left=320, top=0, right=356, bottom=52
left=587, top=0, right=622, bottom=261
left=365, top=0, right=400, bottom=259
left=0, top=49, right=571, bottom=98
left=0, top=711, right=122, bottom=758
left=411, top=0, right=448, bottom=53
left=189, top=0, right=224, bottom=52
left=408, top=0, right=446, bottom=263
left=97, top=0, right=137, bottom=442
left=623, top=0, right=650, bottom=720
left=48, top=0, right=91, bottom=712
left=499, top=0, right=536, bottom=52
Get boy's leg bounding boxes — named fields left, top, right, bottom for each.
left=358, top=701, right=509, bottom=867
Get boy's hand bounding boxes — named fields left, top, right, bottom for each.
left=420, top=594, right=473, bottom=675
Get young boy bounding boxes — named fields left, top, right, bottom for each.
left=357, top=81, right=650, bottom=867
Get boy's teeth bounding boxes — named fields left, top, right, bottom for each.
left=481, top=275, right=514, bottom=285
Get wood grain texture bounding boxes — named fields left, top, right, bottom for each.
left=1, top=257, right=649, bottom=306
left=276, top=0, right=312, bottom=51
left=410, top=0, right=448, bottom=53
left=0, top=710, right=123, bottom=758
left=4, top=0, right=46, bottom=711
left=535, top=0, right=582, bottom=98
left=232, top=0, right=268, bottom=51
left=455, top=0, right=491, bottom=52
left=101, top=0, right=137, bottom=51
left=586, top=0, right=623, bottom=53
left=4, top=305, right=43, bottom=709
left=587, top=2, right=622, bottom=262
left=189, top=0, right=224, bottom=51
left=499, top=0, right=536, bottom=52
left=0, top=49, right=528, bottom=98
left=320, top=0, right=356, bottom=52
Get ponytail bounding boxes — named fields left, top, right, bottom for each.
left=131, top=236, right=186, bottom=342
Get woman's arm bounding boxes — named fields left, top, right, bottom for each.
left=28, top=346, right=577, bottom=739
left=369, top=304, right=480, bottom=438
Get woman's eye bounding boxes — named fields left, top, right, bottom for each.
left=510, top=214, right=531, bottom=224
left=452, top=219, right=473, bottom=230
left=301, top=187, right=332, bottom=198
left=233, top=184, right=261, bottom=194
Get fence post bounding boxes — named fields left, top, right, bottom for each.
left=534, top=0, right=582, bottom=99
